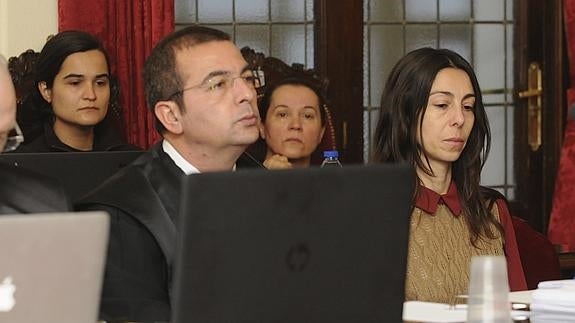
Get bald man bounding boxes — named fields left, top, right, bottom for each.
left=0, top=54, right=70, bottom=214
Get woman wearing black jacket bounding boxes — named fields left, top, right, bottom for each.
left=15, top=30, right=138, bottom=153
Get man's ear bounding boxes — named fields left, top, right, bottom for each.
left=38, top=82, right=52, bottom=103
left=154, top=101, right=183, bottom=134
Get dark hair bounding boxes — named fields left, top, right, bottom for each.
left=19, top=30, right=115, bottom=142
left=259, top=76, right=328, bottom=127
left=143, top=25, right=231, bottom=134
left=372, top=47, right=502, bottom=246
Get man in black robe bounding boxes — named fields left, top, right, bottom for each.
left=77, top=26, right=263, bottom=322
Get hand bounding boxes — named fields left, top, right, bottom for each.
left=263, top=154, right=293, bottom=170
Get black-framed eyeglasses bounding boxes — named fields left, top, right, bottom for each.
left=2, top=123, right=24, bottom=152
left=165, top=73, right=260, bottom=102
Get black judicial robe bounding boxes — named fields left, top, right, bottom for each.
left=76, top=142, right=263, bottom=322
left=0, top=163, right=71, bottom=214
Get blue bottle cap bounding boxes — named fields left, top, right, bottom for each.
left=323, top=150, right=339, bottom=158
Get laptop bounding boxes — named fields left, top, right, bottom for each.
left=0, top=151, right=142, bottom=202
left=0, top=211, right=109, bottom=323
left=172, top=164, right=415, bottom=323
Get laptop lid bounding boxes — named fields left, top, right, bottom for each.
left=0, top=151, right=142, bottom=202
left=173, top=164, right=415, bottom=323
left=0, top=211, right=109, bottom=323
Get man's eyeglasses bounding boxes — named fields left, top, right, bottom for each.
left=165, top=73, right=260, bottom=101
left=2, top=123, right=24, bottom=152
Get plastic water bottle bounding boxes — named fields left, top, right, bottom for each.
left=321, top=150, right=343, bottom=168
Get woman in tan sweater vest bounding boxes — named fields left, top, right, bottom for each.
left=372, top=48, right=527, bottom=304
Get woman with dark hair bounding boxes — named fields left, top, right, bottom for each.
left=372, top=47, right=526, bottom=303
left=16, top=30, right=137, bottom=152
left=257, top=76, right=326, bottom=169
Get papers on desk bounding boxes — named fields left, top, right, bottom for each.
left=531, top=279, right=575, bottom=323
left=403, top=301, right=467, bottom=322
left=509, top=290, right=533, bottom=304
left=403, top=283, right=575, bottom=323
left=403, top=292, right=533, bottom=323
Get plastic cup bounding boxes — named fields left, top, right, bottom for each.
left=467, top=255, right=512, bottom=323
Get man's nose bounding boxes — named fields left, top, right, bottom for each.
left=233, top=77, right=255, bottom=103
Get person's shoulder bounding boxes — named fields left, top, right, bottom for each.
left=480, top=186, right=510, bottom=214
left=94, top=123, right=144, bottom=152
left=107, top=143, right=143, bottom=151
left=75, top=147, right=172, bottom=232
left=236, top=152, right=266, bottom=169
left=13, top=133, right=51, bottom=152
left=81, top=160, right=144, bottom=198
left=77, top=148, right=158, bottom=206
left=480, top=186, right=506, bottom=202
left=97, top=137, right=143, bottom=152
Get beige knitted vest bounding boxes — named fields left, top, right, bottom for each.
left=404, top=204, right=504, bottom=304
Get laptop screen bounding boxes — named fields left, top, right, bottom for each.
left=0, top=211, right=109, bottom=323
left=173, top=164, right=415, bottom=323
left=0, top=151, right=142, bottom=202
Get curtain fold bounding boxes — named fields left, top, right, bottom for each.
left=58, top=0, right=174, bottom=148
left=548, top=0, right=575, bottom=252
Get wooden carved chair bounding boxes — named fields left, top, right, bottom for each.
left=8, top=49, right=39, bottom=107
left=241, top=46, right=337, bottom=165
left=8, top=49, right=42, bottom=143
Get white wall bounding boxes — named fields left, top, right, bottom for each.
left=0, top=0, right=58, bottom=58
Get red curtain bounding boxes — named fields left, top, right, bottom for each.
left=548, top=0, right=575, bottom=252
left=58, top=0, right=174, bottom=148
